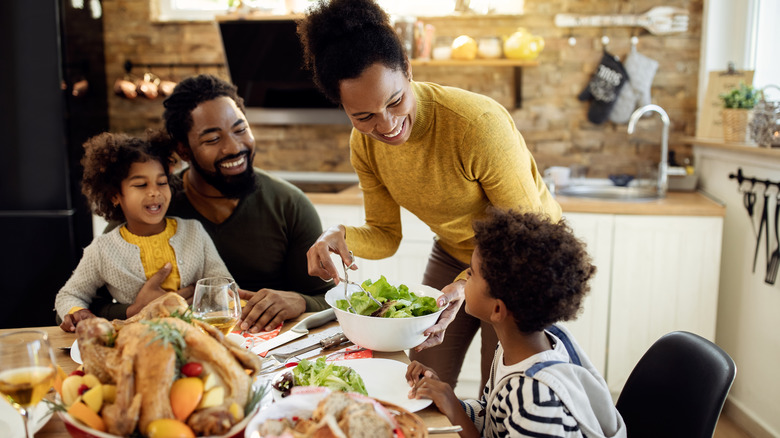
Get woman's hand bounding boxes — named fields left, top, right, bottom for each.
left=237, top=288, right=307, bottom=333
left=414, top=279, right=465, bottom=352
left=306, top=224, right=354, bottom=283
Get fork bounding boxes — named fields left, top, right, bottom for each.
left=341, top=255, right=357, bottom=314
left=341, top=251, right=382, bottom=309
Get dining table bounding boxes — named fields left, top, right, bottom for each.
left=1, top=312, right=461, bottom=438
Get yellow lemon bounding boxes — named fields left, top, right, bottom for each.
left=451, top=35, right=478, bottom=60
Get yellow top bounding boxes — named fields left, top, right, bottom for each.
left=119, top=218, right=181, bottom=291
left=346, top=81, right=561, bottom=265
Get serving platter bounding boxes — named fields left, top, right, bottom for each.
left=274, top=358, right=432, bottom=413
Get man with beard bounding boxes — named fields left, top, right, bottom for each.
left=74, top=75, right=332, bottom=333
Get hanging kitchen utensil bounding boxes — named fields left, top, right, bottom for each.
left=766, top=194, right=780, bottom=284
left=743, top=186, right=758, bottom=236
left=554, top=6, right=689, bottom=36
left=753, top=190, right=769, bottom=273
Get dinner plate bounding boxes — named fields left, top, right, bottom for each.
left=0, top=398, right=53, bottom=438
left=275, top=358, right=432, bottom=412
left=70, top=340, right=81, bottom=364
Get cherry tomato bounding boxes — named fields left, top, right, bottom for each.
left=77, top=384, right=90, bottom=395
left=69, top=370, right=85, bottom=377
left=181, top=362, right=203, bottom=377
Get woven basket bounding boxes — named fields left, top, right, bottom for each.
left=380, top=400, right=429, bottom=438
left=722, top=108, right=752, bottom=143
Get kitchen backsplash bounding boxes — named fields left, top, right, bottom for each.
left=100, top=0, right=702, bottom=178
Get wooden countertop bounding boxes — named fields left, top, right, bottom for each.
left=306, top=186, right=726, bottom=217
left=2, top=317, right=458, bottom=438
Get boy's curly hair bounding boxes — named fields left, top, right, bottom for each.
left=80, top=131, right=177, bottom=222
left=162, top=74, right=245, bottom=146
left=472, top=209, right=596, bottom=333
left=297, top=0, right=409, bottom=103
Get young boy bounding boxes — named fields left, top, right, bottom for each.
left=406, top=209, right=626, bottom=438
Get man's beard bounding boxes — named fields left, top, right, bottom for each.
left=190, top=150, right=257, bottom=199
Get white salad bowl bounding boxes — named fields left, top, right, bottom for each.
left=324, top=282, right=445, bottom=352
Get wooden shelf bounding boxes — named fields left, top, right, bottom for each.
left=410, top=59, right=539, bottom=67
left=681, top=136, right=780, bottom=158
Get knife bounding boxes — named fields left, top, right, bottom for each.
left=270, top=332, right=350, bottom=363
left=250, top=308, right=336, bottom=355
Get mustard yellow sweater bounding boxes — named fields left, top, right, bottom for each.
left=345, top=81, right=561, bottom=265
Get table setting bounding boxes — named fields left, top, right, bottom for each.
left=0, top=277, right=461, bottom=438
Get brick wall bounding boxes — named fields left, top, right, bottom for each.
left=101, top=0, right=703, bottom=177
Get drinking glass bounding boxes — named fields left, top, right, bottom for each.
left=192, top=277, right=241, bottom=335
left=0, top=330, right=57, bottom=438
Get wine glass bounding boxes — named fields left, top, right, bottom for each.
left=192, top=277, right=241, bottom=335
left=0, top=330, right=57, bottom=438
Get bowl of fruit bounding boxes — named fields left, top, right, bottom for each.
left=324, top=276, right=445, bottom=352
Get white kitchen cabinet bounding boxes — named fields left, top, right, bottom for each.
left=606, top=215, right=723, bottom=396
left=563, top=213, right=723, bottom=398
left=558, top=213, right=615, bottom=377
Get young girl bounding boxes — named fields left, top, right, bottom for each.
left=406, top=209, right=626, bottom=438
left=55, top=131, right=232, bottom=331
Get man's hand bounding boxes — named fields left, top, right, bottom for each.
left=59, top=309, right=96, bottom=333
left=414, top=280, right=465, bottom=352
left=237, top=288, right=307, bottom=333
left=126, top=263, right=174, bottom=318
left=306, top=225, right=354, bottom=283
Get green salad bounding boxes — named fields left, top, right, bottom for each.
left=335, top=276, right=440, bottom=318
left=291, top=356, right=367, bottom=395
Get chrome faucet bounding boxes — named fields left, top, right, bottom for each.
left=627, top=104, right=669, bottom=197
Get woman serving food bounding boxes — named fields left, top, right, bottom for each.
left=301, top=0, right=561, bottom=389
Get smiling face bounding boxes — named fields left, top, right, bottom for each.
left=182, top=96, right=256, bottom=199
left=112, top=160, right=171, bottom=236
left=339, top=63, right=416, bottom=146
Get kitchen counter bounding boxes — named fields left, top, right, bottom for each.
left=305, top=186, right=726, bottom=217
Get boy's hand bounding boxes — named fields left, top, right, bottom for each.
left=405, top=360, right=439, bottom=386
left=59, top=309, right=96, bottom=332
left=407, top=368, right=461, bottom=419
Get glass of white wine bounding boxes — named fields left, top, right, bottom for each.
left=0, top=330, right=56, bottom=438
left=192, top=277, right=241, bottom=335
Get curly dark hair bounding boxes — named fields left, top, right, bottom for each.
left=162, top=74, right=245, bottom=146
left=472, top=209, right=596, bottom=333
left=297, top=0, right=409, bottom=103
left=80, top=131, right=177, bottom=222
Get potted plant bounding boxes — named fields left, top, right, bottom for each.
left=719, top=82, right=759, bottom=142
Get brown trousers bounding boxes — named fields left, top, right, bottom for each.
left=408, top=241, right=498, bottom=392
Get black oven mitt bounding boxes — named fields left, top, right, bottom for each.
left=578, top=50, right=629, bottom=124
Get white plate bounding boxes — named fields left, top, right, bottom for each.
left=70, top=340, right=81, bottom=364
left=0, top=398, right=53, bottom=438
left=276, top=358, right=432, bottom=412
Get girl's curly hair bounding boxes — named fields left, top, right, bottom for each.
left=472, top=209, right=596, bottom=333
left=297, top=0, right=409, bottom=103
left=80, top=130, right=177, bottom=222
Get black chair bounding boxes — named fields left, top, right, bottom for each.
left=615, top=331, right=736, bottom=438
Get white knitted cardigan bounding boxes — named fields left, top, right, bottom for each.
left=54, top=217, right=231, bottom=319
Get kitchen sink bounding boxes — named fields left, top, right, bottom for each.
left=557, top=184, right=661, bottom=201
